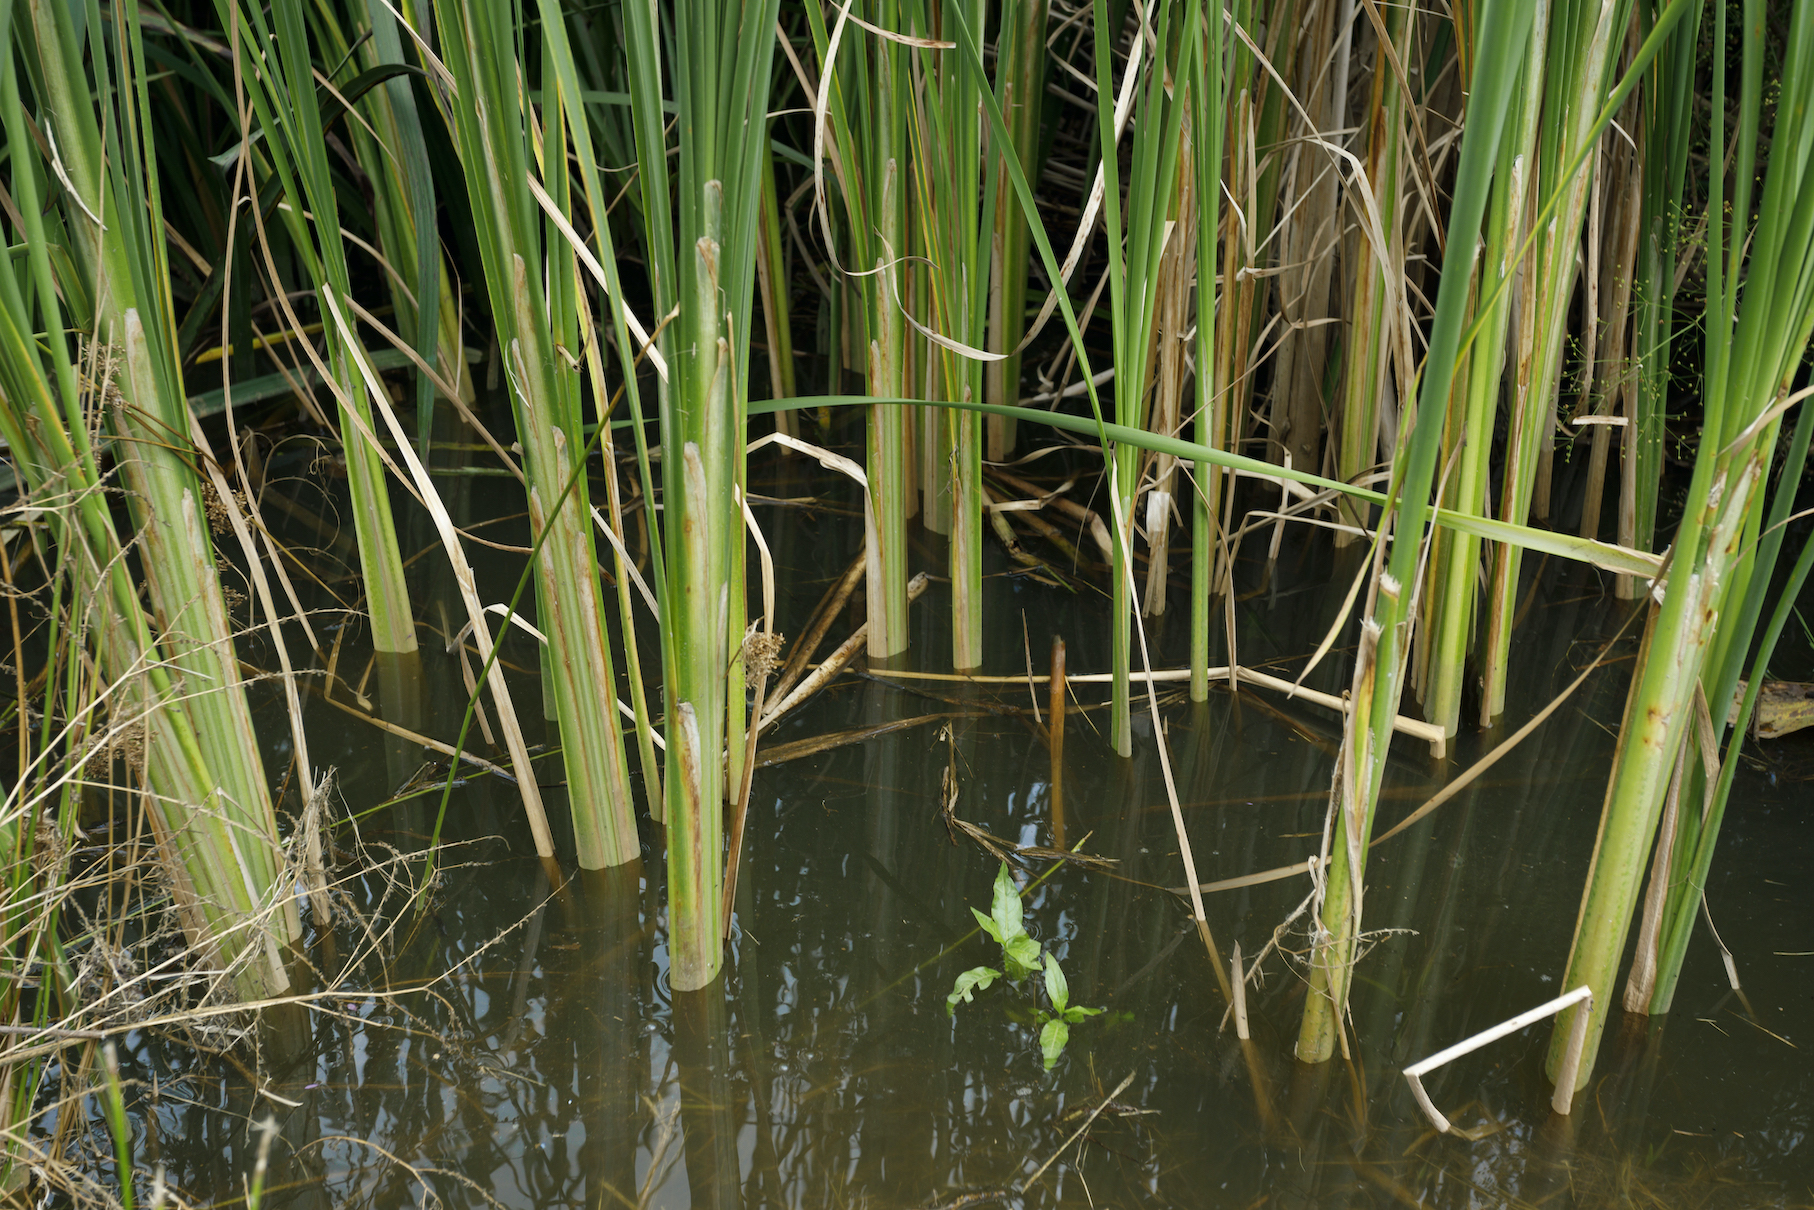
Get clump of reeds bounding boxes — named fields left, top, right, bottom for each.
left=6, top=0, right=1813, bottom=1130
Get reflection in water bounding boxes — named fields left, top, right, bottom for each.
left=94, top=518, right=1813, bottom=1210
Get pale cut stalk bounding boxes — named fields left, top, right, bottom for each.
left=1404, top=986, right=1594, bottom=1133
left=763, top=575, right=932, bottom=726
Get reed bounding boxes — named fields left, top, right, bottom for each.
left=7, top=0, right=1811, bottom=1120
left=617, top=0, right=785, bottom=988
left=1091, top=0, right=1197, bottom=754
left=1413, top=3, right=1545, bottom=740
left=305, top=0, right=472, bottom=437
left=805, top=0, right=913, bottom=659
left=1296, top=0, right=1539, bottom=1065
left=2, top=0, right=299, bottom=1000
left=984, top=2, right=1049, bottom=465
left=1332, top=1, right=1414, bottom=549
left=1624, top=0, right=1702, bottom=597
left=421, top=0, right=641, bottom=870
left=1478, top=0, right=1638, bottom=726
left=206, top=0, right=422, bottom=656
left=902, top=0, right=993, bottom=671
left=1189, top=0, right=1229, bottom=701
left=1549, top=0, right=1814, bottom=1087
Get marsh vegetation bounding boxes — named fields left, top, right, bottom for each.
left=1, top=0, right=1812, bottom=1203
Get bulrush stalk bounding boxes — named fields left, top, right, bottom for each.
left=1623, top=0, right=1701, bottom=597
left=620, top=0, right=783, bottom=987
left=1189, top=2, right=1228, bottom=701
left=1093, top=0, right=1197, bottom=754
left=311, top=0, right=472, bottom=435
left=4, top=0, right=297, bottom=998
left=985, top=0, right=1050, bottom=462
left=757, top=143, right=799, bottom=435
left=1577, top=86, right=1645, bottom=544
left=424, top=0, right=640, bottom=868
left=1141, top=162, right=1192, bottom=620
left=1334, top=1, right=1413, bottom=546
left=805, top=0, right=912, bottom=658
left=897, top=0, right=993, bottom=670
left=1297, top=0, right=1537, bottom=1063
left=536, top=4, right=671, bottom=825
left=1417, top=7, right=1547, bottom=737
left=1267, top=0, right=1341, bottom=486
left=1479, top=0, right=1636, bottom=724
left=1550, top=0, right=1814, bottom=1084
left=210, top=0, right=420, bottom=655
left=1644, top=412, right=1814, bottom=1014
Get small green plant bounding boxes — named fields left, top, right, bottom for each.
left=1035, top=951, right=1106, bottom=1069
left=947, top=863, right=1102, bottom=1069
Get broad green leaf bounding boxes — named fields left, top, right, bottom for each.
left=947, top=966, right=1001, bottom=1016
left=1039, top=1018, right=1070, bottom=1069
left=971, top=907, right=1002, bottom=944
left=1042, top=951, right=1070, bottom=1014
left=1003, top=934, right=1041, bottom=980
left=989, top=862, right=1026, bottom=945
left=1063, top=1005, right=1105, bottom=1024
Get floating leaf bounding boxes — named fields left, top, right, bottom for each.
left=947, top=966, right=1001, bottom=1015
left=971, top=906, right=1002, bottom=944
left=1003, top=933, right=1041, bottom=979
left=989, top=862, right=1026, bottom=946
left=1039, top=1017, right=1070, bottom=1069
left=1043, top=951, right=1070, bottom=1013
left=1063, top=1004, right=1105, bottom=1024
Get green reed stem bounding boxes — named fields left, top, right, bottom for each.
left=1549, top=0, right=1814, bottom=1088
left=1296, top=0, right=1537, bottom=1064
left=1191, top=1, right=1229, bottom=702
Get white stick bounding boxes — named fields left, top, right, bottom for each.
left=1403, top=985, right=1593, bottom=1133
left=1232, top=943, right=1249, bottom=1040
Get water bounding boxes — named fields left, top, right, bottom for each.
left=68, top=449, right=1814, bottom=1208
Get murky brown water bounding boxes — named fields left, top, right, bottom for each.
left=64, top=439, right=1814, bottom=1208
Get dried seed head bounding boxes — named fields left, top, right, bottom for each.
left=742, top=631, right=784, bottom=686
